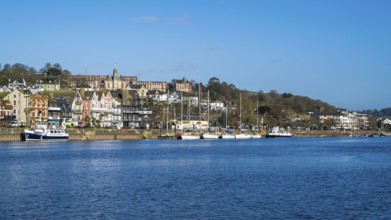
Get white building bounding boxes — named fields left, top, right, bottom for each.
left=30, top=84, right=44, bottom=94
left=319, top=110, right=369, bottom=130
left=3, top=89, right=30, bottom=124
left=210, top=101, right=226, bottom=111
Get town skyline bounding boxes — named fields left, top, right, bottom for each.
left=1, top=0, right=390, bottom=110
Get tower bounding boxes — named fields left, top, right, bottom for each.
left=112, top=67, right=120, bottom=90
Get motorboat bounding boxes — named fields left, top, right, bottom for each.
left=266, top=126, right=292, bottom=138
left=23, top=121, right=69, bottom=141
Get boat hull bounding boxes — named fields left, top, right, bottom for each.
left=235, top=134, right=252, bottom=139
left=178, top=134, right=200, bottom=140
left=266, top=134, right=292, bottom=138
left=221, top=134, right=236, bottom=139
left=266, top=126, right=292, bottom=138
left=24, top=131, right=69, bottom=141
left=201, top=133, right=220, bottom=139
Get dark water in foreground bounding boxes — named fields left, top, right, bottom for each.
left=1, top=137, right=391, bottom=219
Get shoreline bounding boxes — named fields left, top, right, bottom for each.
left=0, top=128, right=389, bottom=142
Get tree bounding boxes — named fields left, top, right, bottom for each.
left=322, top=118, right=338, bottom=130
left=282, top=92, right=293, bottom=98
left=47, top=67, right=62, bottom=76
left=24, top=108, right=32, bottom=127
left=208, top=77, right=220, bottom=85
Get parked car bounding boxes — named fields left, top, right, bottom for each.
left=8, top=121, right=20, bottom=127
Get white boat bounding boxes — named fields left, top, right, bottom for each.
left=251, top=134, right=262, bottom=139
left=235, top=133, right=253, bottom=139
left=201, top=133, right=220, bottom=139
left=221, top=133, right=236, bottom=139
left=266, top=126, right=292, bottom=138
left=177, top=133, right=201, bottom=140
left=23, top=121, right=69, bottom=141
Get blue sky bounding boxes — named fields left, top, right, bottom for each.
left=1, top=0, right=390, bottom=110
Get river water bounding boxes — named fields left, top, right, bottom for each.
left=1, top=137, right=391, bottom=219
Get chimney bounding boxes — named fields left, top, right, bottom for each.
left=122, top=89, right=128, bottom=105
left=80, top=89, right=85, bottom=98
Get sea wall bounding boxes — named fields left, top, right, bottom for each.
left=0, top=128, right=24, bottom=142
left=0, top=128, right=159, bottom=142
left=67, top=128, right=157, bottom=141
left=0, top=128, right=389, bottom=142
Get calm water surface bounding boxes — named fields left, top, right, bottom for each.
left=1, top=137, right=391, bottom=219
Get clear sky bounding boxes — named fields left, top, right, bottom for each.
left=1, top=0, right=390, bottom=110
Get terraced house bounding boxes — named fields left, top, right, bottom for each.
left=29, top=94, right=49, bottom=126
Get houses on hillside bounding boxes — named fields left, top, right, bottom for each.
left=2, top=67, right=384, bottom=131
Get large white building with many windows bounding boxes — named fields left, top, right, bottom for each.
left=319, top=110, right=369, bottom=130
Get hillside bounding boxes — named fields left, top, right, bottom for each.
left=200, top=77, right=337, bottom=128
left=1, top=63, right=339, bottom=128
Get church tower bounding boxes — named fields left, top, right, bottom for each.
left=112, top=67, right=120, bottom=90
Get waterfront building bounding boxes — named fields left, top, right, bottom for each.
left=29, top=94, right=49, bottom=126
left=3, top=89, right=29, bottom=125
left=381, top=118, right=391, bottom=131
left=0, top=100, right=14, bottom=127
left=71, top=91, right=84, bottom=127
left=51, top=96, right=72, bottom=127
left=174, top=115, right=208, bottom=131
left=110, top=91, right=123, bottom=129
left=121, top=91, right=152, bottom=128
left=89, top=91, right=114, bottom=128
left=48, top=100, right=61, bottom=121
left=319, top=110, right=369, bottom=130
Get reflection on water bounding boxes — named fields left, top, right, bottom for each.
left=1, top=137, right=391, bottom=219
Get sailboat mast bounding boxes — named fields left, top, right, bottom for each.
left=181, top=92, right=183, bottom=122
left=166, top=89, right=169, bottom=133
left=239, top=93, right=242, bottom=130
left=225, top=101, right=228, bottom=129
left=198, top=80, right=201, bottom=121
left=257, top=100, right=259, bottom=131
left=181, top=92, right=184, bottom=130
left=207, top=90, right=210, bottom=128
